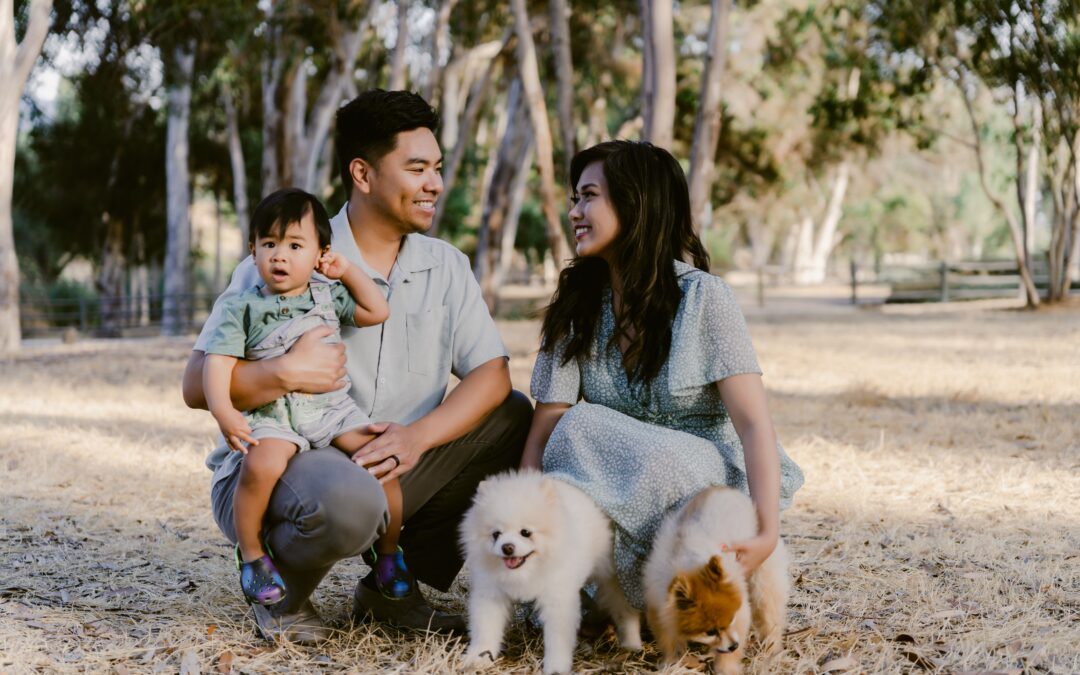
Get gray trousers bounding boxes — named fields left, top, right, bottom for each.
left=211, top=390, right=532, bottom=612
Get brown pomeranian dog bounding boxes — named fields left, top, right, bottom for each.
left=643, top=486, right=790, bottom=673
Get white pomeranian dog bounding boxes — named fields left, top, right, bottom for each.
left=643, top=486, right=790, bottom=674
left=459, top=469, right=641, bottom=674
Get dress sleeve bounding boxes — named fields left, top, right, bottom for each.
left=329, top=281, right=359, bottom=328
left=200, top=296, right=249, bottom=358
left=529, top=337, right=582, bottom=405
left=668, top=272, right=761, bottom=395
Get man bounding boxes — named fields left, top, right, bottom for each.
left=182, top=89, right=532, bottom=642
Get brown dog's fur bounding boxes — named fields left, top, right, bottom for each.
left=644, top=487, right=790, bottom=673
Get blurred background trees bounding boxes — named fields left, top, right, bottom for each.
left=3, top=0, right=1078, bottom=350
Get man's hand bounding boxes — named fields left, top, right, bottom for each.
left=722, top=533, right=777, bottom=575
left=317, top=251, right=351, bottom=280
left=350, top=422, right=429, bottom=484
left=282, top=325, right=348, bottom=394
left=213, top=407, right=259, bottom=454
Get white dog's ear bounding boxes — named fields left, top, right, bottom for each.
left=540, top=478, right=559, bottom=501
left=474, top=478, right=493, bottom=501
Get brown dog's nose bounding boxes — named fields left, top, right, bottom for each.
left=716, top=641, right=739, bottom=654
left=502, top=543, right=515, bottom=556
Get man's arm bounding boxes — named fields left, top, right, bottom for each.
left=182, top=326, right=348, bottom=411
left=351, top=356, right=511, bottom=483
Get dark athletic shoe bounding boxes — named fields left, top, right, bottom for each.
left=352, top=576, right=466, bottom=635
left=251, top=599, right=332, bottom=645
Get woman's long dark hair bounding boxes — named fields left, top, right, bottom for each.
left=540, top=141, right=709, bottom=384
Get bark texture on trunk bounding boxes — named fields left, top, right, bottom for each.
left=161, top=40, right=196, bottom=336
left=790, top=162, right=850, bottom=285
left=222, top=82, right=250, bottom=254
left=549, top=0, right=575, bottom=177
left=687, top=0, right=732, bottom=233
left=423, top=0, right=457, bottom=102
left=388, top=0, right=409, bottom=90
left=260, top=1, right=285, bottom=197
left=510, top=0, right=572, bottom=269
left=642, top=0, right=675, bottom=149
left=0, top=0, right=52, bottom=352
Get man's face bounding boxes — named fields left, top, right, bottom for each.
left=364, top=128, right=444, bottom=235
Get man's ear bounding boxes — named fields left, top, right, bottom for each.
left=349, top=157, right=373, bottom=195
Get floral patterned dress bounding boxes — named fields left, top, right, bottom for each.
left=530, top=261, right=805, bottom=607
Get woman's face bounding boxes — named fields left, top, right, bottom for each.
left=569, top=161, right=620, bottom=260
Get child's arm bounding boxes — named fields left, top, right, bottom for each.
left=204, top=353, right=259, bottom=453
left=318, top=251, right=390, bottom=327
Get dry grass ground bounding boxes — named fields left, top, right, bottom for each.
left=1, top=292, right=1078, bottom=674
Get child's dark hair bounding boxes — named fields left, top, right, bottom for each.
left=335, top=89, right=440, bottom=189
left=249, top=188, right=332, bottom=249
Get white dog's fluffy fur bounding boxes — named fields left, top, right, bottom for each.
left=459, top=470, right=641, bottom=674
left=643, top=486, right=790, bottom=674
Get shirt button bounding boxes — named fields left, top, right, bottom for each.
left=378, top=377, right=386, bottom=385
left=281, top=307, right=290, bottom=315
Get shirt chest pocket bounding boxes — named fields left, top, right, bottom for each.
left=406, top=305, right=450, bottom=375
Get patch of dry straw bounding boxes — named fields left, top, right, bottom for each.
left=0, top=302, right=1078, bottom=674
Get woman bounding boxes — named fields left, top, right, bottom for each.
left=522, top=140, right=804, bottom=607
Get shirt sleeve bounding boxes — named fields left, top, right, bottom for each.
left=194, top=256, right=261, bottom=353
left=329, top=281, right=359, bottom=328
left=200, top=296, right=249, bottom=358
left=668, top=272, right=761, bottom=396
left=446, top=250, right=509, bottom=377
left=529, top=337, right=582, bottom=404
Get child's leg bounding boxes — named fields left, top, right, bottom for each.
left=235, top=438, right=299, bottom=561
left=377, top=478, right=403, bottom=553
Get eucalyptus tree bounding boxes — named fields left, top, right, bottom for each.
left=1, top=0, right=51, bottom=351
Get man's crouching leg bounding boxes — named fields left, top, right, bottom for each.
left=212, top=446, right=389, bottom=644
left=353, top=390, right=532, bottom=633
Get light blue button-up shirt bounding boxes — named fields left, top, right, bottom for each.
left=195, top=203, right=509, bottom=481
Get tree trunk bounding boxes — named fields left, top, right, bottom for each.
left=161, top=39, right=196, bottom=336
left=494, top=139, right=536, bottom=293
left=388, top=0, right=409, bottom=90
left=423, top=0, right=457, bottom=102
left=260, top=1, right=285, bottom=197
left=642, top=0, right=675, bottom=149
left=0, top=0, right=51, bottom=352
left=431, top=37, right=505, bottom=235
left=510, top=0, right=572, bottom=269
left=638, top=0, right=653, bottom=138
left=687, top=0, right=732, bottom=233
left=222, top=82, right=250, bottom=253
left=96, top=216, right=125, bottom=337
left=955, top=77, right=1040, bottom=306
left=549, top=0, right=575, bottom=178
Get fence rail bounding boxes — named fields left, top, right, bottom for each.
left=19, top=292, right=220, bottom=338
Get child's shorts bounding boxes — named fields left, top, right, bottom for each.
left=246, top=391, right=368, bottom=453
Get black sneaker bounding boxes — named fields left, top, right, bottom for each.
left=251, top=599, right=332, bottom=645
left=352, top=576, right=466, bottom=634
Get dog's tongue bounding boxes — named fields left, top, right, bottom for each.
left=503, top=556, right=525, bottom=570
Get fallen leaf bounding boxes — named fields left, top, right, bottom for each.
left=893, top=633, right=916, bottom=644
left=113, top=665, right=132, bottom=675
left=1005, top=640, right=1021, bottom=655
left=215, top=651, right=234, bottom=674
left=206, top=624, right=217, bottom=637
left=902, top=650, right=937, bottom=670
left=820, top=655, right=859, bottom=672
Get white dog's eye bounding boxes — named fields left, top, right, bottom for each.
left=491, top=530, right=501, bottom=541
left=520, top=529, right=532, bottom=538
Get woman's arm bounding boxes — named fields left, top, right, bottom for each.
left=718, top=372, right=781, bottom=572
left=181, top=326, right=348, bottom=411
left=520, top=402, right=571, bottom=470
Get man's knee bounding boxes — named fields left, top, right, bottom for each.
left=479, top=390, right=533, bottom=459
left=267, top=449, right=388, bottom=565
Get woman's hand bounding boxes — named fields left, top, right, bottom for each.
left=723, top=533, right=777, bottom=575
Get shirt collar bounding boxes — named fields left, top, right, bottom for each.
left=674, top=259, right=699, bottom=277
left=329, top=203, right=441, bottom=278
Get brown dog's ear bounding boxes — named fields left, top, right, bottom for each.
left=669, top=575, right=694, bottom=611
left=706, top=555, right=725, bottom=581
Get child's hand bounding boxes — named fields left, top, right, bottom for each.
left=213, top=407, right=259, bottom=454
left=317, top=251, right=350, bottom=280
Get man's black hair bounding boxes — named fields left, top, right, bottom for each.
left=249, top=188, right=333, bottom=249
left=334, top=89, right=440, bottom=190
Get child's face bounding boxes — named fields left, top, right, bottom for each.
left=250, top=213, right=326, bottom=296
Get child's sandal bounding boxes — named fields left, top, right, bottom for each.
left=236, top=545, right=287, bottom=606
left=368, top=546, right=416, bottom=600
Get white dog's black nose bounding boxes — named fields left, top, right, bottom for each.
left=502, top=543, right=515, bottom=556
